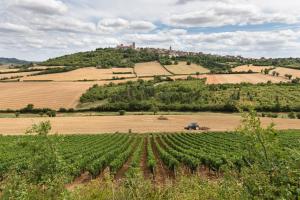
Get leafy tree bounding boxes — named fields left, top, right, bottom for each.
left=237, top=110, right=300, bottom=199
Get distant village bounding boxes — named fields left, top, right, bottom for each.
left=116, top=42, right=255, bottom=61
left=116, top=42, right=202, bottom=57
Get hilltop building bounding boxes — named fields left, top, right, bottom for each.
left=117, top=42, right=135, bottom=49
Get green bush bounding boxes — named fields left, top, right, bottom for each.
left=47, top=110, right=56, bottom=117
left=119, top=110, right=126, bottom=115
left=288, top=112, right=296, bottom=119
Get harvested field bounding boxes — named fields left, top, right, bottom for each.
left=1, top=113, right=300, bottom=135
left=0, top=71, right=40, bottom=79
left=28, top=65, right=66, bottom=70
left=172, top=74, right=287, bottom=84
left=269, top=67, right=300, bottom=79
left=21, top=67, right=136, bottom=81
left=0, top=82, right=97, bottom=110
left=0, top=78, right=156, bottom=110
left=164, top=62, right=210, bottom=75
left=232, top=65, right=273, bottom=73
left=134, top=62, right=171, bottom=77
left=0, top=68, right=20, bottom=73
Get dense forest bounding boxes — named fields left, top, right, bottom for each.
left=80, top=79, right=300, bottom=112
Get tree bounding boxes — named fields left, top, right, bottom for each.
left=237, top=110, right=300, bottom=199
left=47, top=110, right=56, bottom=117
left=15, top=112, right=20, bottom=118
left=150, top=104, right=159, bottom=115
left=119, top=110, right=126, bottom=115
left=187, top=61, right=191, bottom=65
left=285, top=74, right=292, bottom=80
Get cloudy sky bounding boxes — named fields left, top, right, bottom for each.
left=1, top=0, right=300, bottom=61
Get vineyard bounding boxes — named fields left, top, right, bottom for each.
left=1, top=131, right=300, bottom=184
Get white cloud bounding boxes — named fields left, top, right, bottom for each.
left=1, top=0, right=300, bottom=60
left=0, top=22, right=32, bottom=33
left=168, top=4, right=299, bottom=27
left=98, top=18, right=156, bottom=33
left=6, top=0, right=68, bottom=15
left=129, top=21, right=156, bottom=31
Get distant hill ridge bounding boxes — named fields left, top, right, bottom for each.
left=0, top=57, right=31, bottom=65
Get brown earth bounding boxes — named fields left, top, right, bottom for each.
left=1, top=113, right=300, bottom=135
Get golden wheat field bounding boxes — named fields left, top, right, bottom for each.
left=164, top=62, right=210, bottom=74
left=232, top=65, right=274, bottom=73
left=21, top=67, right=136, bottom=81
left=1, top=113, right=300, bottom=135
left=0, top=78, right=156, bottom=110
left=134, top=62, right=171, bottom=77
left=0, top=82, right=97, bottom=110
left=269, top=67, right=300, bottom=79
left=173, top=73, right=287, bottom=84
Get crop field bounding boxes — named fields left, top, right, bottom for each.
left=0, top=131, right=299, bottom=183
left=199, top=73, right=287, bottom=84
left=0, top=82, right=99, bottom=110
left=0, top=68, right=19, bottom=73
left=134, top=62, right=171, bottom=77
left=164, top=62, right=210, bottom=74
left=1, top=114, right=300, bottom=135
left=0, top=71, right=40, bottom=80
left=269, top=67, right=300, bottom=79
left=28, top=65, right=66, bottom=70
left=232, top=65, right=273, bottom=73
left=21, top=67, right=136, bottom=81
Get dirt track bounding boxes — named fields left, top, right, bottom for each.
left=1, top=113, right=300, bottom=135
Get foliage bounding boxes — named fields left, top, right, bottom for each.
left=236, top=110, right=300, bottom=199
left=80, top=79, right=300, bottom=112
left=41, top=48, right=159, bottom=68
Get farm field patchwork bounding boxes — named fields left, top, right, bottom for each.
left=232, top=65, right=273, bottom=73
left=134, top=62, right=171, bottom=77
left=164, top=62, right=210, bottom=74
left=21, top=67, right=136, bottom=81
left=269, top=67, right=300, bottom=79
left=0, top=114, right=300, bottom=135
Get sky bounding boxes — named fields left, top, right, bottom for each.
left=1, top=0, right=300, bottom=61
